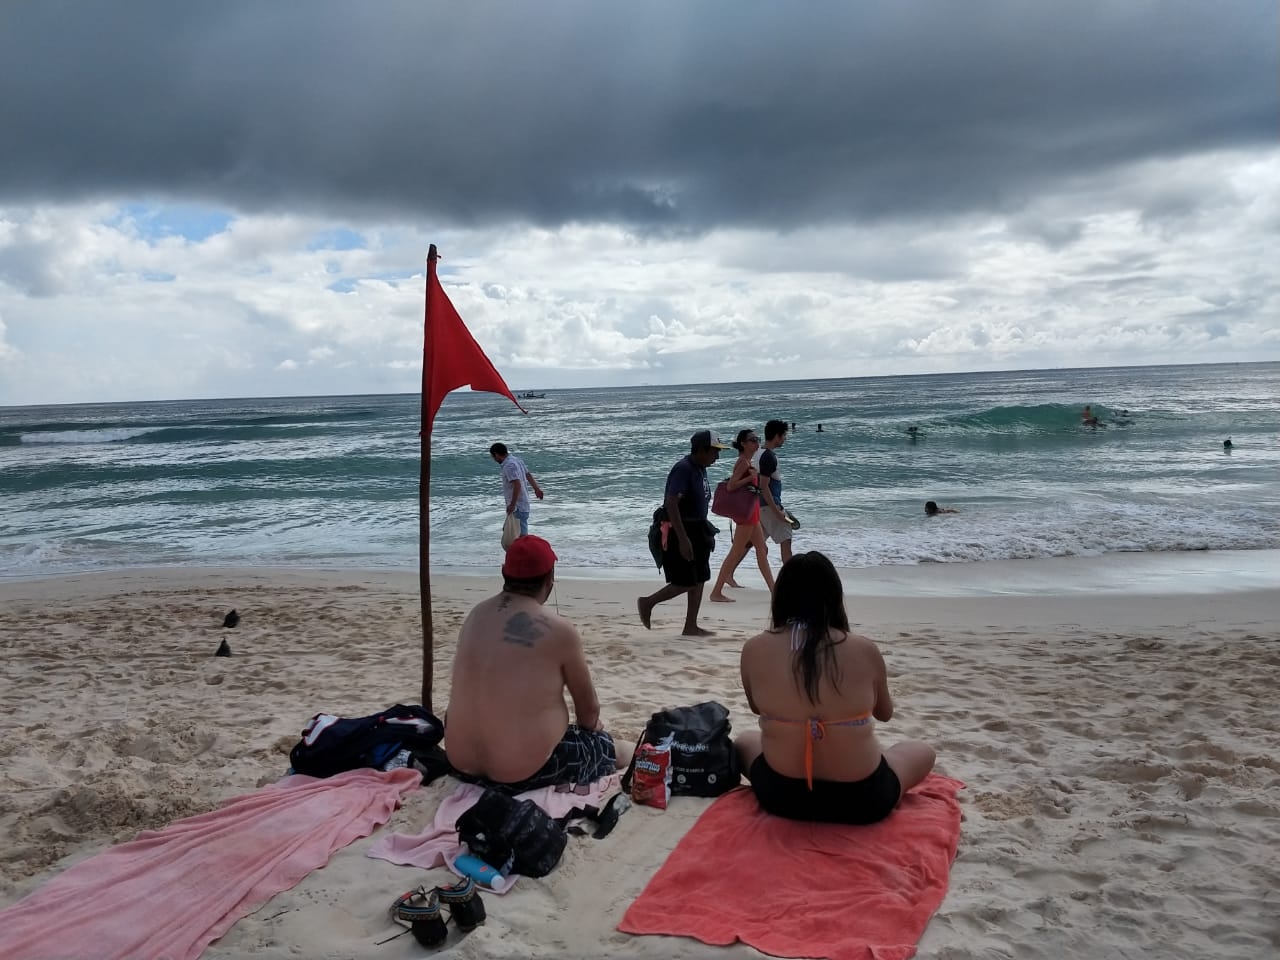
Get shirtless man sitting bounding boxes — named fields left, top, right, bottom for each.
left=445, top=535, right=632, bottom=793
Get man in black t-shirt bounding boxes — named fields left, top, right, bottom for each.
left=754, top=419, right=793, bottom=563
left=637, top=429, right=729, bottom=637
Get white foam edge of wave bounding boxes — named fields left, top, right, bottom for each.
left=17, top=427, right=159, bottom=445
left=538, top=548, right=1280, bottom=599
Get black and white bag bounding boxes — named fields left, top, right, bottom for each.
left=456, top=788, right=568, bottom=878
left=289, top=703, right=444, bottom=778
left=622, top=701, right=741, bottom=798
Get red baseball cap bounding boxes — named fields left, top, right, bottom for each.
left=502, top=535, right=558, bottom=579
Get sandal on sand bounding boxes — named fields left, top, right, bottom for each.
left=436, top=877, right=486, bottom=932
left=392, top=886, right=448, bottom=947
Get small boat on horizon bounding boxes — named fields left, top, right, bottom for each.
left=516, top=391, right=547, bottom=399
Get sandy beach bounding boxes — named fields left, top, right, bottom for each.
left=1, top=560, right=1277, bottom=959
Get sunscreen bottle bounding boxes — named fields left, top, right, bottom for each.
left=452, top=854, right=512, bottom=892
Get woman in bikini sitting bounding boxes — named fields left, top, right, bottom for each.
left=736, top=551, right=935, bottom=824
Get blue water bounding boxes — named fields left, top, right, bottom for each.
left=1, top=363, right=1277, bottom=580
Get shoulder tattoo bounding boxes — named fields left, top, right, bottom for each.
left=502, top=611, right=547, bottom=648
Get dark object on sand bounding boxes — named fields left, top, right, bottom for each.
left=590, top=792, right=631, bottom=839
left=437, top=877, right=487, bottom=931
left=410, top=745, right=455, bottom=786
left=561, top=791, right=632, bottom=840
left=215, top=639, right=232, bottom=657
left=222, top=609, right=240, bottom=628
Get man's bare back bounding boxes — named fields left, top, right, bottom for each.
left=446, top=536, right=631, bottom=791
left=446, top=591, right=593, bottom=783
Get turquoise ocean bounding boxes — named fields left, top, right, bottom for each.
left=2, top=362, right=1278, bottom=592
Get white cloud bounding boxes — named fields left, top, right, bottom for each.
left=1, top=145, right=1278, bottom=405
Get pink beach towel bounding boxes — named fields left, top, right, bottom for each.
left=619, top=773, right=964, bottom=960
left=367, top=774, right=621, bottom=891
left=0, top=767, right=420, bottom=960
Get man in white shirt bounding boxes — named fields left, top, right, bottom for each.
left=490, top=442, right=544, bottom=537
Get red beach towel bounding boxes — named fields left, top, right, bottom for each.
left=0, top=767, right=420, bottom=960
left=619, top=773, right=963, bottom=960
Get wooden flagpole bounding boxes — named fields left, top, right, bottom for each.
left=419, top=244, right=438, bottom=712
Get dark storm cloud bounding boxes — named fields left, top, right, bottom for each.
left=0, top=1, right=1274, bottom=230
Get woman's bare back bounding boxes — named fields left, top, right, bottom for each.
left=741, top=627, right=889, bottom=782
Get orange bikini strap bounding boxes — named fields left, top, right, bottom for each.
left=804, top=718, right=826, bottom=790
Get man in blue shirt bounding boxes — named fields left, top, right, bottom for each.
left=637, top=429, right=730, bottom=637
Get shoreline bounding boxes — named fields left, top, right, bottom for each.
left=4, top=556, right=1277, bottom=639
left=3, top=544, right=1277, bottom=598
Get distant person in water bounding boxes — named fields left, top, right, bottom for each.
left=1081, top=406, right=1100, bottom=427
left=816, top=424, right=824, bottom=433
left=1223, top=438, right=1233, bottom=451
left=924, top=501, right=958, bottom=516
left=906, top=425, right=922, bottom=440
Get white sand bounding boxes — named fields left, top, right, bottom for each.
left=1, top=562, right=1277, bottom=959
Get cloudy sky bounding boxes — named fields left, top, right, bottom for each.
left=1, top=1, right=1276, bottom=406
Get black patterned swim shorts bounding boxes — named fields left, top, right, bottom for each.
left=475, top=724, right=618, bottom=794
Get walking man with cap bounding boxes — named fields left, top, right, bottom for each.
left=490, top=442, right=544, bottom=537
left=637, top=429, right=731, bottom=637
left=445, top=535, right=632, bottom=792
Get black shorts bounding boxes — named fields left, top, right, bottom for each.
left=462, top=724, right=618, bottom=795
left=662, top=519, right=713, bottom=587
left=749, top=754, right=902, bottom=825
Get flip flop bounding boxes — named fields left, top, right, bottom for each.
left=592, top=792, right=631, bottom=839
left=559, top=792, right=632, bottom=840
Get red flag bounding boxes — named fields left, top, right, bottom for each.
left=422, top=254, right=526, bottom=430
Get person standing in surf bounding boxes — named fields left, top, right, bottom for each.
left=490, top=442, right=544, bottom=537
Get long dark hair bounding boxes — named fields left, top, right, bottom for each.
left=769, top=552, right=850, bottom=703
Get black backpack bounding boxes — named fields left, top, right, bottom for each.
left=622, top=701, right=741, bottom=798
left=456, top=789, right=568, bottom=878
left=647, top=505, right=667, bottom=569
left=289, top=703, right=444, bottom=778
